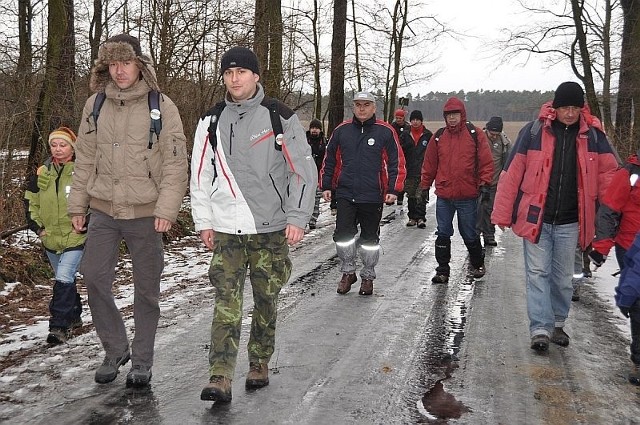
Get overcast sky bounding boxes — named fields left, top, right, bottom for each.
left=405, top=0, right=579, bottom=94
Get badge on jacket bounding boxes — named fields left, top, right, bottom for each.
left=368, top=138, right=375, bottom=146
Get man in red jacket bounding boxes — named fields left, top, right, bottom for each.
left=420, top=97, right=493, bottom=284
left=492, top=82, right=618, bottom=352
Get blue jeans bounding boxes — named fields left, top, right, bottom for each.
left=523, top=222, right=578, bottom=337
left=46, top=249, right=84, bottom=283
left=435, top=197, right=479, bottom=242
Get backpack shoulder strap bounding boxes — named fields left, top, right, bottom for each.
left=206, top=101, right=227, bottom=153
left=465, top=121, right=478, bottom=144
left=148, top=90, right=162, bottom=137
left=262, top=97, right=286, bottom=151
left=90, top=92, right=107, bottom=128
left=434, top=127, right=445, bottom=143
left=147, top=90, right=162, bottom=149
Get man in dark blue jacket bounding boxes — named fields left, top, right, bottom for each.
left=320, top=91, right=406, bottom=296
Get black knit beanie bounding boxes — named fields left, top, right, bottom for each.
left=220, top=47, right=260, bottom=76
left=309, top=119, right=322, bottom=130
left=552, top=82, right=585, bottom=108
left=486, top=116, right=503, bottom=132
left=409, top=110, right=423, bottom=121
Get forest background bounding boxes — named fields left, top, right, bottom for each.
left=1, top=0, right=640, bottom=258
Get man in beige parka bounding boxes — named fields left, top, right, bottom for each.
left=68, top=34, right=188, bottom=387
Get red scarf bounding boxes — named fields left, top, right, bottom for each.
left=410, top=126, right=423, bottom=145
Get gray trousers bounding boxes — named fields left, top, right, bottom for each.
left=81, top=211, right=164, bottom=367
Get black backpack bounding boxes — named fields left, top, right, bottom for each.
left=90, top=90, right=162, bottom=149
left=206, top=97, right=284, bottom=154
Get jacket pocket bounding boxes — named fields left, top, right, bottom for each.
left=520, top=159, right=545, bottom=194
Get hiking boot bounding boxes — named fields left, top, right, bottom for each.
left=46, top=327, right=70, bottom=345
left=483, top=236, right=497, bottom=247
left=69, top=317, right=83, bottom=329
left=95, top=349, right=131, bottom=383
left=431, top=273, right=449, bottom=284
left=246, top=362, right=269, bottom=389
left=359, top=279, right=374, bottom=295
left=417, top=219, right=426, bottom=229
left=530, top=334, right=550, bottom=352
left=406, top=219, right=417, bottom=227
left=550, top=327, right=570, bottom=346
left=201, top=375, right=232, bottom=402
left=628, top=365, right=640, bottom=386
left=337, top=273, right=357, bottom=294
left=469, top=264, right=486, bottom=279
left=126, top=365, right=152, bottom=387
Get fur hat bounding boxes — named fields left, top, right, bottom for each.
left=409, top=110, right=423, bottom=121
left=220, top=47, right=260, bottom=76
left=486, top=116, right=503, bottom=132
left=309, top=118, right=322, bottom=130
left=552, top=82, right=585, bottom=108
left=48, top=127, right=77, bottom=151
left=89, top=34, right=159, bottom=93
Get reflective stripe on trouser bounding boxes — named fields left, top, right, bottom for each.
left=207, top=231, right=291, bottom=379
left=358, top=243, right=380, bottom=280
left=81, top=211, right=163, bottom=366
left=336, top=238, right=357, bottom=274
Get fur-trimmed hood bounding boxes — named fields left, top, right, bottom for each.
left=89, top=36, right=159, bottom=93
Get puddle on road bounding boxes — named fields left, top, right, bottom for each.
left=417, top=271, right=475, bottom=422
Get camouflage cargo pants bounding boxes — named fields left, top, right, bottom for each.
left=207, top=231, right=292, bottom=379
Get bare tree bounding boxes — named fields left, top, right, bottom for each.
left=27, top=0, right=75, bottom=174
left=254, top=0, right=283, bottom=98
left=328, top=0, right=347, bottom=135
left=614, top=0, right=640, bottom=156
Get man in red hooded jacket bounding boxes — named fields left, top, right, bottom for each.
left=420, top=97, right=493, bottom=284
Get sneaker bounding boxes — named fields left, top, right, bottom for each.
left=431, top=273, right=449, bottom=284
left=201, top=375, right=232, bottom=402
left=406, top=219, right=417, bottom=227
left=416, top=219, right=426, bottom=229
left=530, top=334, right=550, bottom=352
left=337, top=273, right=357, bottom=294
left=629, top=365, right=640, bottom=386
left=246, top=362, right=269, bottom=389
left=550, top=327, right=570, bottom=346
left=330, top=208, right=337, bottom=216
left=95, top=349, right=131, bottom=384
left=46, top=327, right=70, bottom=345
left=469, top=264, right=486, bottom=279
left=126, top=365, right=152, bottom=387
left=483, top=237, right=497, bottom=247
left=359, top=279, right=373, bottom=295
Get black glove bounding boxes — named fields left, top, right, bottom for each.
left=480, top=186, right=490, bottom=204
left=588, top=250, right=606, bottom=268
left=422, top=189, right=429, bottom=203
left=619, top=306, right=631, bottom=318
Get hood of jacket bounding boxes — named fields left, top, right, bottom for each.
left=442, top=97, right=468, bottom=132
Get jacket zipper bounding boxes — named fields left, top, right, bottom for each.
left=552, top=127, right=568, bottom=223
